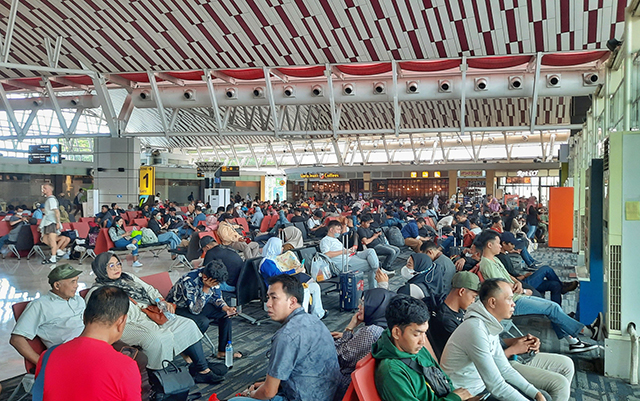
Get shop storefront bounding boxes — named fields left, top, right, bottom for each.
left=288, top=173, right=355, bottom=200
left=495, top=169, right=560, bottom=204
left=456, top=170, right=487, bottom=201
left=371, top=171, right=449, bottom=200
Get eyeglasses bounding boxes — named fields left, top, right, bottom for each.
left=106, top=262, right=122, bottom=271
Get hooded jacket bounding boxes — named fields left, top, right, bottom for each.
left=371, top=329, right=461, bottom=401
left=440, top=301, right=538, bottom=401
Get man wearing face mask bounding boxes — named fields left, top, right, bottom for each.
left=320, top=220, right=379, bottom=290
left=148, top=211, right=181, bottom=249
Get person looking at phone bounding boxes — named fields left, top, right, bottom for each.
left=357, top=214, right=400, bottom=276
left=320, top=220, right=380, bottom=290
left=166, top=259, right=243, bottom=361
left=440, top=279, right=550, bottom=401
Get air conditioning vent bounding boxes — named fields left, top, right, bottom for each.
left=607, top=244, right=622, bottom=333
left=603, top=137, right=610, bottom=171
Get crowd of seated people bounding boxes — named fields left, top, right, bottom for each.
left=6, top=192, right=605, bottom=401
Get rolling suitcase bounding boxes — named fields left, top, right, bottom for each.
left=339, top=232, right=364, bottom=311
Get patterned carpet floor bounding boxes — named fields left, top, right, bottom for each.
left=2, top=245, right=639, bottom=400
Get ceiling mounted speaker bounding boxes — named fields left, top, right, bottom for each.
left=253, top=87, right=264, bottom=98
left=139, top=90, right=151, bottom=100
left=373, top=82, right=386, bottom=94
left=406, top=81, right=419, bottom=94
left=311, top=84, right=323, bottom=97
left=438, top=80, right=451, bottom=92
left=342, top=83, right=355, bottom=95
left=183, top=89, right=196, bottom=100
left=546, top=74, right=561, bottom=87
left=508, top=76, right=523, bottom=90
left=225, top=88, right=237, bottom=99
left=283, top=86, right=295, bottom=97
left=474, top=77, right=488, bottom=91
left=583, top=73, right=599, bottom=85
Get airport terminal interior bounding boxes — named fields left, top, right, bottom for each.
left=0, top=1, right=639, bottom=400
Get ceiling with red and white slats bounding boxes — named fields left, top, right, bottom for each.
left=0, top=0, right=627, bottom=78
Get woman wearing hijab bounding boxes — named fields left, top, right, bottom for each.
left=249, top=206, right=264, bottom=230
left=88, top=252, right=224, bottom=384
left=259, top=237, right=326, bottom=319
left=108, top=216, right=142, bottom=267
left=331, top=288, right=395, bottom=398
left=281, top=225, right=303, bottom=251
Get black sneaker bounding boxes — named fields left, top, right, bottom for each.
left=568, top=340, right=599, bottom=353
left=189, top=362, right=228, bottom=378
left=589, top=312, right=607, bottom=341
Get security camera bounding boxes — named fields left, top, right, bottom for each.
left=546, top=74, right=561, bottom=87
left=311, top=85, right=323, bottom=97
left=283, top=86, right=295, bottom=97
left=509, top=76, right=523, bottom=90
left=438, top=80, right=451, bottom=93
left=253, top=87, right=264, bottom=98
left=474, top=78, right=488, bottom=91
left=583, top=73, right=599, bottom=85
left=343, top=83, right=355, bottom=95
left=183, top=89, right=196, bottom=100
left=32, top=99, right=43, bottom=107
left=139, top=90, right=151, bottom=100
left=70, top=97, right=80, bottom=105
left=406, top=81, right=419, bottom=94
left=373, top=82, right=385, bottom=94
left=225, top=88, right=237, bottom=99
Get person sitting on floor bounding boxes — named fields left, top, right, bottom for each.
left=401, top=217, right=430, bottom=253
left=440, top=279, right=551, bottom=401
left=166, top=259, right=242, bottom=362
left=35, top=286, right=142, bottom=401
left=230, top=274, right=340, bottom=401
left=10, top=264, right=151, bottom=400
left=108, top=216, right=143, bottom=267
left=432, top=273, right=574, bottom=401
left=476, top=230, right=603, bottom=353
left=372, top=294, right=473, bottom=401
left=259, top=237, right=326, bottom=319
left=331, top=288, right=395, bottom=398
left=89, top=252, right=224, bottom=384
left=499, top=232, right=577, bottom=305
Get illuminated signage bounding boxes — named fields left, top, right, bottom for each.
left=517, top=170, right=539, bottom=177
left=434, top=171, right=441, bottom=178
left=300, top=173, right=340, bottom=179
left=410, top=172, right=417, bottom=178
left=422, top=172, right=429, bottom=178
left=458, top=170, right=485, bottom=178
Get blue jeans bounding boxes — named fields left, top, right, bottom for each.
left=373, top=244, right=400, bottom=270
left=523, top=266, right=563, bottom=304
left=514, top=295, right=584, bottom=339
left=178, top=226, right=194, bottom=239
left=182, top=339, right=208, bottom=372
left=0, top=234, right=8, bottom=248
left=346, top=249, right=379, bottom=290
left=229, top=396, right=286, bottom=401
left=157, top=232, right=180, bottom=249
left=514, top=238, right=536, bottom=266
left=114, top=235, right=141, bottom=256
left=527, top=224, right=537, bottom=239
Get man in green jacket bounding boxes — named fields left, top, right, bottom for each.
left=372, top=295, right=474, bottom=401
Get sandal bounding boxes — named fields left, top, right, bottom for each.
left=216, top=351, right=244, bottom=360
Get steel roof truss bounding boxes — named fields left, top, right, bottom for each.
left=1, top=0, right=19, bottom=63
left=146, top=72, right=168, bottom=138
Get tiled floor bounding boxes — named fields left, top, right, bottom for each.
left=1, top=245, right=640, bottom=400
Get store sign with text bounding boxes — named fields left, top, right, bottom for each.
left=458, top=170, right=485, bottom=178
left=299, top=173, right=340, bottom=179
left=517, top=170, right=539, bottom=177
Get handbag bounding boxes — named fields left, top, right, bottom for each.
left=400, top=358, right=452, bottom=397
left=149, top=360, right=194, bottom=401
left=131, top=298, right=173, bottom=326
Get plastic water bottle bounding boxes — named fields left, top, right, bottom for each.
left=155, top=298, right=176, bottom=320
left=225, top=341, right=234, bottom=368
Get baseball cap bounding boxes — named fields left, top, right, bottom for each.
left=48, top=264, right=82, bottom=285
left=451, top=271, right=480, bottom=291
left=500, top=231, right=517, bottom=245
left=199, top=235, right=215, bottom=252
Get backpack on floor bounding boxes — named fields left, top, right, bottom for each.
left=386, top=226, right=405, bottom=247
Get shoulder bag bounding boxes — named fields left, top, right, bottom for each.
left=149, top=360, right=194, bottom=401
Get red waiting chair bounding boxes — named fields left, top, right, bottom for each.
left=342, top=353, right=382, bottom=401
left=8, top=301, right=47, bottom=401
